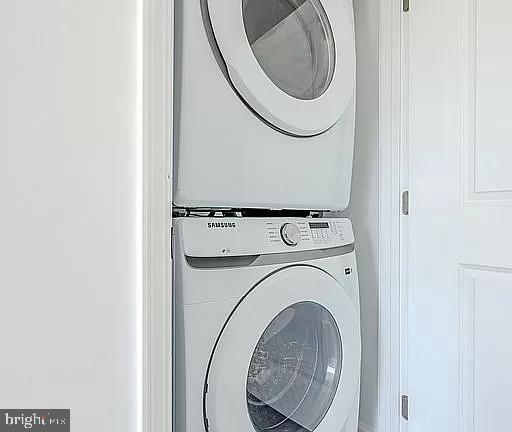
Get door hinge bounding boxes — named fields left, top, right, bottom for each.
left=402, top=190, right=409, bottom=216
left=403, top=0, right=410, bottom=12
left=401, top=395, right=409, bottom=421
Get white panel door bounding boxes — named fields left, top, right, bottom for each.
left=406, top=0, right=512, bottom=430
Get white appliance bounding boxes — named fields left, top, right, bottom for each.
left=173, top=217, right=361, bottom=432
left=173, top=0, right=356, bottom=211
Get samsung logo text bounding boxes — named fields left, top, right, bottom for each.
left=207, top=222, right=236, bottom=229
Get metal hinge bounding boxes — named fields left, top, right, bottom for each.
left=403, top=0, right=410, bottom=12
left=402, top=191, right=409, bottom=216
left=401, top=395, right=409, bottom=421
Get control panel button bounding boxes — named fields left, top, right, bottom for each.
left=281, top=223, right=301, bottom=246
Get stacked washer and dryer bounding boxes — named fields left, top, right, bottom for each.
left=172, top=1, right=361, bottom=432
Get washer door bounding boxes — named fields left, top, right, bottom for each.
left=207, top=0, right=356, bottom=136
left=204, top=266, right=360, bottom=432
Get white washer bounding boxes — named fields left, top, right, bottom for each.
left=173, top=217, right=361, bottom=432
left=174, top=0, right=356, bottom=211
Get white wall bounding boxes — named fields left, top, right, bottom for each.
left=345, top=0, right=380, bottom=430
left=0, top=2, right=140, bottom=431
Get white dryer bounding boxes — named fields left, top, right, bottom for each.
left=174, top=0, right=356, bottom=211
left=173, top=217, right=361, bottom=432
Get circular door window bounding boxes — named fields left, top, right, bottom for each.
left=246, top=302, right=342, bottom=432
left=242, top=0, right=336, bottom=101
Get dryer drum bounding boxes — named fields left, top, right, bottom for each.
left=246, top=302, right=343, bottom=432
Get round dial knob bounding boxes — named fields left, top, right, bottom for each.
left=281, top=223, right=301, bottom=246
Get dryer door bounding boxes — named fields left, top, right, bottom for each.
left=204, top=266, right=360, bottom=432
left=206, top=0, right=355, bottom=137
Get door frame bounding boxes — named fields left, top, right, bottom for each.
left=378, top=0, right=407, bottom=431
left=141, top=0, right=173, bottom=431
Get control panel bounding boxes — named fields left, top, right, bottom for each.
left=266, top=220, right=348, bottom=247
left=178, top=218, right=354, bottom=258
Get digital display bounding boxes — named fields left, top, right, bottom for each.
left=309, top=222, right=329, bottom=229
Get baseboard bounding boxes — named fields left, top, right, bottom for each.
left=359, top=422, right=376, bottom=432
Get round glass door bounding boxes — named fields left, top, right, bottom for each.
left=246, top=302, right=342, bottom=432
left=242, top=0, right=336, bottom=100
